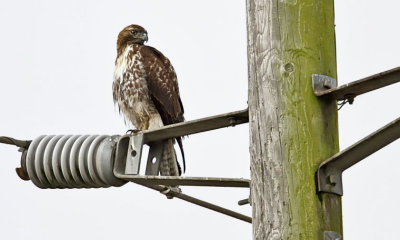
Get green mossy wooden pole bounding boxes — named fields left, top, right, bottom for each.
left=246, top=0, right=342, bottom=239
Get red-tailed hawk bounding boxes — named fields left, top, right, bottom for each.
left=113, top=24, right=185, bottom=176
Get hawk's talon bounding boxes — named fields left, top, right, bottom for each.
left=126, top=129, right=140, bottom=135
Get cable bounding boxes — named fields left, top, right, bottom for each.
left=0, top=136, right=31, bottom=148
left=338, top=96, right=355, bottom=111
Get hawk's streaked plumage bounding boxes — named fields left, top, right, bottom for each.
left=113, top=24, right=185, bottom=176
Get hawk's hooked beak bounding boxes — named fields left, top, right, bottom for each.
left=141, top=32, right=148, bottom=43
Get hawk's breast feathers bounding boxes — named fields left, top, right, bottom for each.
left=113, top=44, right=184, bottom=128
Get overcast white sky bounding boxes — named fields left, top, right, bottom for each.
left=0, top=1, right=399, bottom=239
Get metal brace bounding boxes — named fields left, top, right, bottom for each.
left=317, top=115, right=400, bottom=195
left=115, top=133, right=161, bottom=176
left=124, top=133, right=144, bottom=175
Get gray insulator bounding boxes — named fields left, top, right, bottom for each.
left=25, top=135, right=126, bottom=189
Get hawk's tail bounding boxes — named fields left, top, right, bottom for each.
left=160, top=139, right=181, bottom=176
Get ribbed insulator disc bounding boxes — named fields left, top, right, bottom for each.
left=26, top=135, right=126, bottom=189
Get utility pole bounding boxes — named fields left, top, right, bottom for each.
left=246, top=0, right=342, bottom=239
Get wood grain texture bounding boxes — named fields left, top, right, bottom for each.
left=246, top=0, right=342, bottom=238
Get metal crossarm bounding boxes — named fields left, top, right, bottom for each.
left=112, top=109, right=250, bottom=188
left=316, top=116, right=400, bottom=195
left=313, top=66, right=400, bottom=101
left=142, top=108, right=249, bottom=143
left=114, top=134, right=250, bottom=188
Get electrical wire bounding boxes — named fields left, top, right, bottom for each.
left=0, top=136, right=31, bottom=148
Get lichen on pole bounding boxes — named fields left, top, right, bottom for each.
left=246, top=0, right=342, bottom=239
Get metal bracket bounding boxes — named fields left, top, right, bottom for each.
left=112, top=133, right=251, bottom=223
left=145, top=142, right=164, bottom=175
left=113, top=134, right=250, bottom=188
left=312, top=74, right=337, bottom=94
left=122, top=134, right=165, bottom=176
left=124, top=133, right=143, bottom=175
left=324, top=231, right=342, bottom=240
left=314, top=68, right=400, bottom=195
left=316, top=166, right=343, bottom=196
left=317, top=115, right=400, bottom=195
left=114, top=109, right=251, bottom=188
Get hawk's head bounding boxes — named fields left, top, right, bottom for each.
left=117, top=24, right=148, bottom=52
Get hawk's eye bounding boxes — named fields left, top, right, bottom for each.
left=130, top=30, right=137, bottom=35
